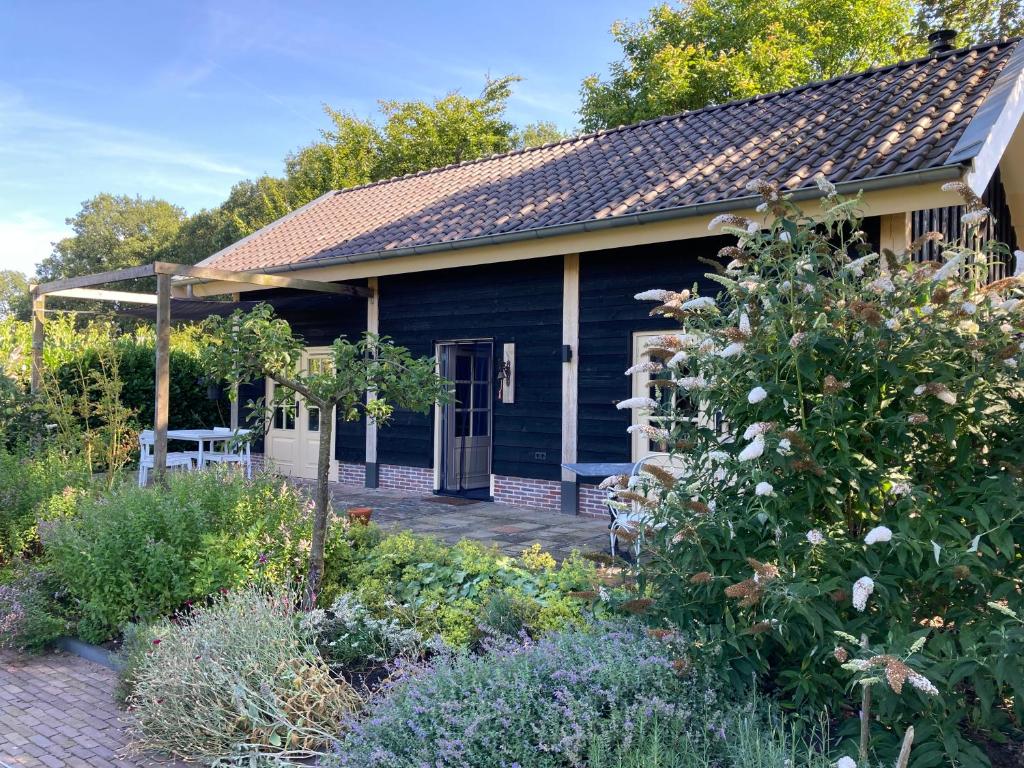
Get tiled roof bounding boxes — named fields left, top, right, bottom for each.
left=203, top=40, right=1021, bottom=273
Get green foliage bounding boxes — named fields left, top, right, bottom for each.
left=320, top=523, right=597, bottom=648
left=0, top=316, right=223, bottom=448
left=0, top=270, right=29, bottom=320
left=579, top=0, right=919, bottom=130
left=127, top=585, right=361, bottom=763
left=330, top=623, right=715, bottom=768
left=0, top=450, right=91, bottom=565
left=0, top=563, right=67, bottom=652
left=914, top=0, right=1024, bottom=46
left=35, top=194, right=186, bottom=300
left=300, top=592, right=422, bottom=669
left=42, top=470, right=313, bottom=643
left=0, top=374, right=50, bottom=453
left=628, top=180, right=1024, bottom=766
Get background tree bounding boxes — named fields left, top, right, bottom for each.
left=201, top=304, right=450, bottom=608
left=514, top=121, right=569, bottom=149
left=0, top=270, right=30, bottom=320
left=37, top=194, right=185, bottom=282
left=578, top=0, right=919, bottom=130
left=914, top=0, right=1024, bottom=45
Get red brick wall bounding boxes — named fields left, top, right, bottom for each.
left=491, top=475, right=561, bottom=512
left=338, top=461, right=365, bottom=486
left=379, top=464, right=434, bottom=494
left=579, top=484, right=612, bottom=519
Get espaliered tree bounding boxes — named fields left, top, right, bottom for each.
left=201, top=303, right=450, bottom=608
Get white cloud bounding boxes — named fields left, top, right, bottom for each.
left=0, top=212, right=70, bottom=277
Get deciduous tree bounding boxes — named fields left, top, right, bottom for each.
left=201, top=304, right=451, bottom=608
left=578, top=0, right=919, bottom=131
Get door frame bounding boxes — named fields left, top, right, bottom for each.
left=432, top=339, right=494, bottom=495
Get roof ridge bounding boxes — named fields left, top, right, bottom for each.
left=324, top=36, right=1020, bottom=198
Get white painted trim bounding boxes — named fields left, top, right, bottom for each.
left=561, top=254, right=580, bottom=482
left=188, top=183, right=961, bottom=297
left=879, top=212, right=911, bottom=254
left=365, top=277, right=379, bottom=468
left=432, top=345, right=442, bottom=492
left=952, top=43, right=1024, bottom=195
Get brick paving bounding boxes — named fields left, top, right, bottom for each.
left=321, top=482, right=611, bottom=561
left=0, top=650, right=184, bottom=768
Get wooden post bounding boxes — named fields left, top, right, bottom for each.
left=364, top=277, right=380, bottom=488
left=895, top=726, right=915, bottom=768
left=30, top=290, right=45, bottom=395
left=560, top=254, right=580, bottom=515
left=153, top=273, right=171, bottom=482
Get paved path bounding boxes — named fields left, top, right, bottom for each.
left=322, top=482, right=611, bottom=561
left=0, top=651, right=182, bottom=768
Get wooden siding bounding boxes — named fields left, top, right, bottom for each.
left=377, top=258, right=563, bottom=481
left=577, top=238, right=728, bottom=463
left=236, top=288, right=369, bottom=463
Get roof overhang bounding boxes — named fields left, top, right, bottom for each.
left=183, top=168, right=965, bottom=297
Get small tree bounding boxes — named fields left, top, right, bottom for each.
left=202, top=304, right=450, bottom=608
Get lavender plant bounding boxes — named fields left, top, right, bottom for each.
left=619, top=179, right=1024, bottom=766
left=328, top=623, right=715, bottom=768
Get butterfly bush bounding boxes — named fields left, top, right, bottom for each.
left=622, top=179, right=1024, bottom=765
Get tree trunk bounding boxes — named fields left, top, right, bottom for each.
left=303, top=401, right=334, bottom=610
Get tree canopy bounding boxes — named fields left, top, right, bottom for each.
left=915, top=0, right=1024, bottom=46
left=578, top=0, right=921, bottom=131
left=0, top=271, right=29, bottom=321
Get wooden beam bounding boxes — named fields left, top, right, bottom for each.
left=560, top=253, right=580, bottom=514
left=35, top=263, right=156, bottom=295
left=154, top=262, right=371, bottom=298
left=46, top=288, right=158, bottom=304
left=30, top=291, right=45, bottom=395
left=153, top=273, right=171, bottom=481
left=364, top=277, right=380, bottom=488
left=879, top=212, right=911, bottom=255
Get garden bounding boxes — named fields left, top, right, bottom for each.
left=1, top=180, right=1022, bottom=768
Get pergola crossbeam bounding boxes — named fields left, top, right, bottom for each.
left=46, top=288, right=159, bottom=304
left=29, top=261, right=369, bottom=480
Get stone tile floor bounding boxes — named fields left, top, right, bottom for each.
left=0, top=650, right=184, bottom=768
left=321, top=482, right=612, bottom=560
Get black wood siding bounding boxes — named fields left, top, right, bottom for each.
left=236, top=288, right=368, bottom=463
left=377, top=258, right=563, bottom=481
left=577, top=238, right=729, bottom=463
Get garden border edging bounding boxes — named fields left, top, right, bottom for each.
left=55, top=636, right=123, bottom=671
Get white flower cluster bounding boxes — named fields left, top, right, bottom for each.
left=864, top=526, right=892, bottom=545
left=852, top=576, right=874, bottom=612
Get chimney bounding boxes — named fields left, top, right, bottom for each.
left=928, top=29, right=958, bottom=55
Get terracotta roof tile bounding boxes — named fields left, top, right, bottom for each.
left=203, top=40, right=1020, bottom=273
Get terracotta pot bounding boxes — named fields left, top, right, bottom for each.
left=347, top=506, right=372, bottom=525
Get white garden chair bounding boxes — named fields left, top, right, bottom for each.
left=608, top=452, right=690, bottom=558
left=137, top=430, right=195, bottom=487
left=199, top=427, right=252, bottom=478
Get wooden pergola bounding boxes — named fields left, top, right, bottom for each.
left=30, top=261, right=370, bottom=479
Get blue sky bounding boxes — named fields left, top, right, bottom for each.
left=0, top=0, right=651, bottom=276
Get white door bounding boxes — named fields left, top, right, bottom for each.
left=264, top=348, right=338, bottom=481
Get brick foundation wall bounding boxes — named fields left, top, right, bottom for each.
left=338, top=461, right=365, bottom=486
left=378, top=464, right=434, bottom=494
left=579, top=484, right=612, bottom=519
left=492, top=475, right=561, bottom=512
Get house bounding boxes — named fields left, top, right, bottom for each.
left=176, top=37, right=1024, bottom=516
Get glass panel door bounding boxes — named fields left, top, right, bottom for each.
left=439, top=341, right=492, bottom=492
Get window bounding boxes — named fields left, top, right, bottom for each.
left=629, top=331, right=714, bottom=461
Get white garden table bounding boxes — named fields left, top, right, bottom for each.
left=167, top=428, right=251, bottom=469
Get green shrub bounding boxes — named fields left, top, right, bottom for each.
left=625, top=180, right=1024, bottom=766
left=43, top=469, right=312, bottom=642
left=0, top=564, right=66, bottom=652
left=0, top=449, right=92, bottom=565
left=300, top=592, right=422, bottom=669
left=329, top=622, right=716, bottom=768
left=320, top=523, right=599, bottom=647
left=128, top=586, right=361, bottom=763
